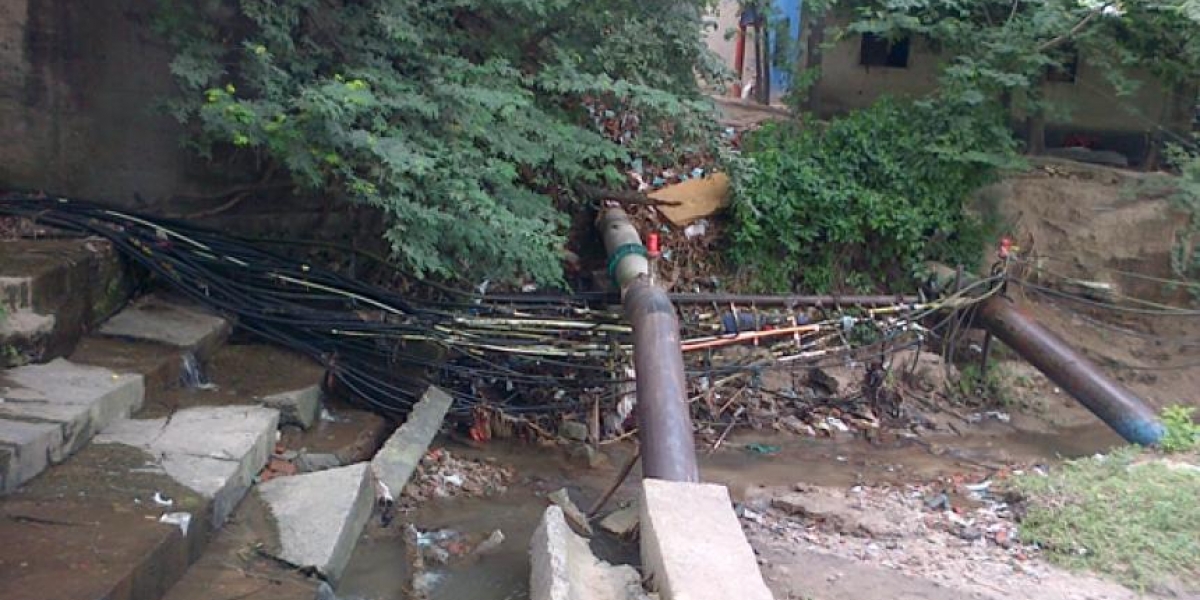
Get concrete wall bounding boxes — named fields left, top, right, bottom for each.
left=0, top=0, right=206, bottom=207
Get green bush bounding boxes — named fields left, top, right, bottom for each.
left=1160, top=405, right=1200, bottom=453
left=729, top=98, right=1019, bottom=292
left=155, top=0, right=726, bottom=286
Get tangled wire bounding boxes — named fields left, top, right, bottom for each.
left=1, top=193, right=1003, bottom=437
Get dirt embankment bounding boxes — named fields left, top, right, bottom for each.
left=975, top=158, right=1200, bottom=412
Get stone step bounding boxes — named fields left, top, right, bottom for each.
left=0, top=359, right=145, bottom=492
left=0, top=238, right=135, bottom=366
left=97, top=294, right=231, bottom=361
left=0, top=405, right=279, bottom=600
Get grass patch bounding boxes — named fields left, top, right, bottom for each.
left=1011, top=448, right=1200, bottom=591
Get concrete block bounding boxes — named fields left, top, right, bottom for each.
left=640, top=479, right=774, bottom=600
left=531, top=506, right=650, bottom=600
left=257, top=462, right=374, bottom=583
left=0, top=310, right=55, bottom=361
left=260, top=384, right=322, bottom=429
left=0, top=358, right=144, bottom=461
left=99, top=295, right=231, bottom=359
left=0, top=419, right=64, bottom=492
left=371, top=386, right=452, bottom=499
left=96, top=405, right=279, bottom=526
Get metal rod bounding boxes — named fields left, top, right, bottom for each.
left=599, top=207, right=700, bottom=482
left=480, top=291, right=919, bottom=307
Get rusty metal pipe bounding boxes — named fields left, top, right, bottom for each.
left=976, top=296, right=1164, bottom=445
left=599, top=207, right=699, bottom=482
left=481, top=291, right=918, bottom=307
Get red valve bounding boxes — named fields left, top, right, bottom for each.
left=998, top=236, right=1013, bottom=259
left=647, top=232, right=661, bottom=257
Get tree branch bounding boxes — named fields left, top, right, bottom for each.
left=575, top=184, right=681, bottom=207
left=1037, top=6, right=1105, bottom=53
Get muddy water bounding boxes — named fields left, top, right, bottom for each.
left=336, top=422, right=1123, bottom=600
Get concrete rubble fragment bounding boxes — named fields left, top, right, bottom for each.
left=371, top=386, right=453, bottom=502
left=530, top=506, right=653, bottom=600
left=548, top=487, right=594, bottom=536
left=257, top=462, right=375, bottom=583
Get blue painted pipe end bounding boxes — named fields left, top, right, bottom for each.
left=1116, top=418, right=1166, bottom=447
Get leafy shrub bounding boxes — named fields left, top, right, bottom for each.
left=729, top=98, right=1019, bottom=292
left=156, top=0, right=726, bottom=286
left=1160, top=405, right=1200, bottom=453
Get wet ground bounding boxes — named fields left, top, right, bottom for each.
left=334, top=414, right=1126, bottom=600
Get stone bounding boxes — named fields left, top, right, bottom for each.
left=0, top=419, right=63, bottom=493
left=772, top=488, right=910, bottom=539
left=371, top=386, right=452, bottom=501
left=559, top=420, right=590, bottom=442
left=530, top=506, right=652, bottom=600
left=548, top=488, right=594, bottom=536
left=0, top=359, right=144, bottom=491
left=295, top=452, right=343, bottom=473
left=0, top=310, right=54, bottom=367
left=257, top=462, right=375, bottom=583
left=96, top=405, right=278, bottom=526
left=808, top=365, right=858, bottom=396
left=98, top=295, right=231, bottom=359
left=260, top=384, right=323, bottom=429
left=598, top=504, right=639, bottom=538
left=890, top=350, right=957, bottom=394
left=640, top=479, right=773, bottom=600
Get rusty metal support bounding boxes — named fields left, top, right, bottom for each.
left=928, top=264, right=1164, bottom=445
left=599, top=208, right=699, bottom=482
left=481, top=291, right=919, bottom=307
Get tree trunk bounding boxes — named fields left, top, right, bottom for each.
left=803, top=10, right=826, bottom=115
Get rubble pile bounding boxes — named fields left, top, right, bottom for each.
left=400, top=448, right=515, bottom=504
left=741, top=479, right=1049, bottom=590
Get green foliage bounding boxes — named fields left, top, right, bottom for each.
left=729, top=98, right=1018, bottom=292
left=1011, top=448, right=1200, bottom=589
left=1161, top=405, right=1200, bottom=453
left=841, top=0, right=1200, bottom=137
left=156, top=0, right=727, bottom=285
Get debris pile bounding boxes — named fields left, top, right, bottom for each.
left=400, top=448, right=514, bottom=504
left=741, top=479, right=1045, bottom=590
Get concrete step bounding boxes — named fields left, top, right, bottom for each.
left=97, top=294, right=231, bottom=361
left=0, top=359, right=145, bottom=492
left=0, top=238, right=135, bottom=366
left=0, top=405, right=279, bottom=600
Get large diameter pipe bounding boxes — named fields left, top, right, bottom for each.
left=625, top=280, right=700, bottom=482
left=976, top=296, right=1165, bottom=445
left=599, top=207, right=699, bottom=482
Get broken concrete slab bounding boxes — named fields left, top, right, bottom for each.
left=0, top=359, right=145, bottom=491
left=599, top=504, right=639, bottom=538
left=0, top=419, right=63, bottom=492
left=640, top=479, right=774, bottom=600
left=96, top=405, right=278, bottom=526
left=257, top=462, right=374, bottom=583
left=531, top=506, right=652, bottom=600
left=371, top=385, right=452, bottom=500
left=260, top=384, right=322, bottom=429
left=99, top=294, right=231, bottom=360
